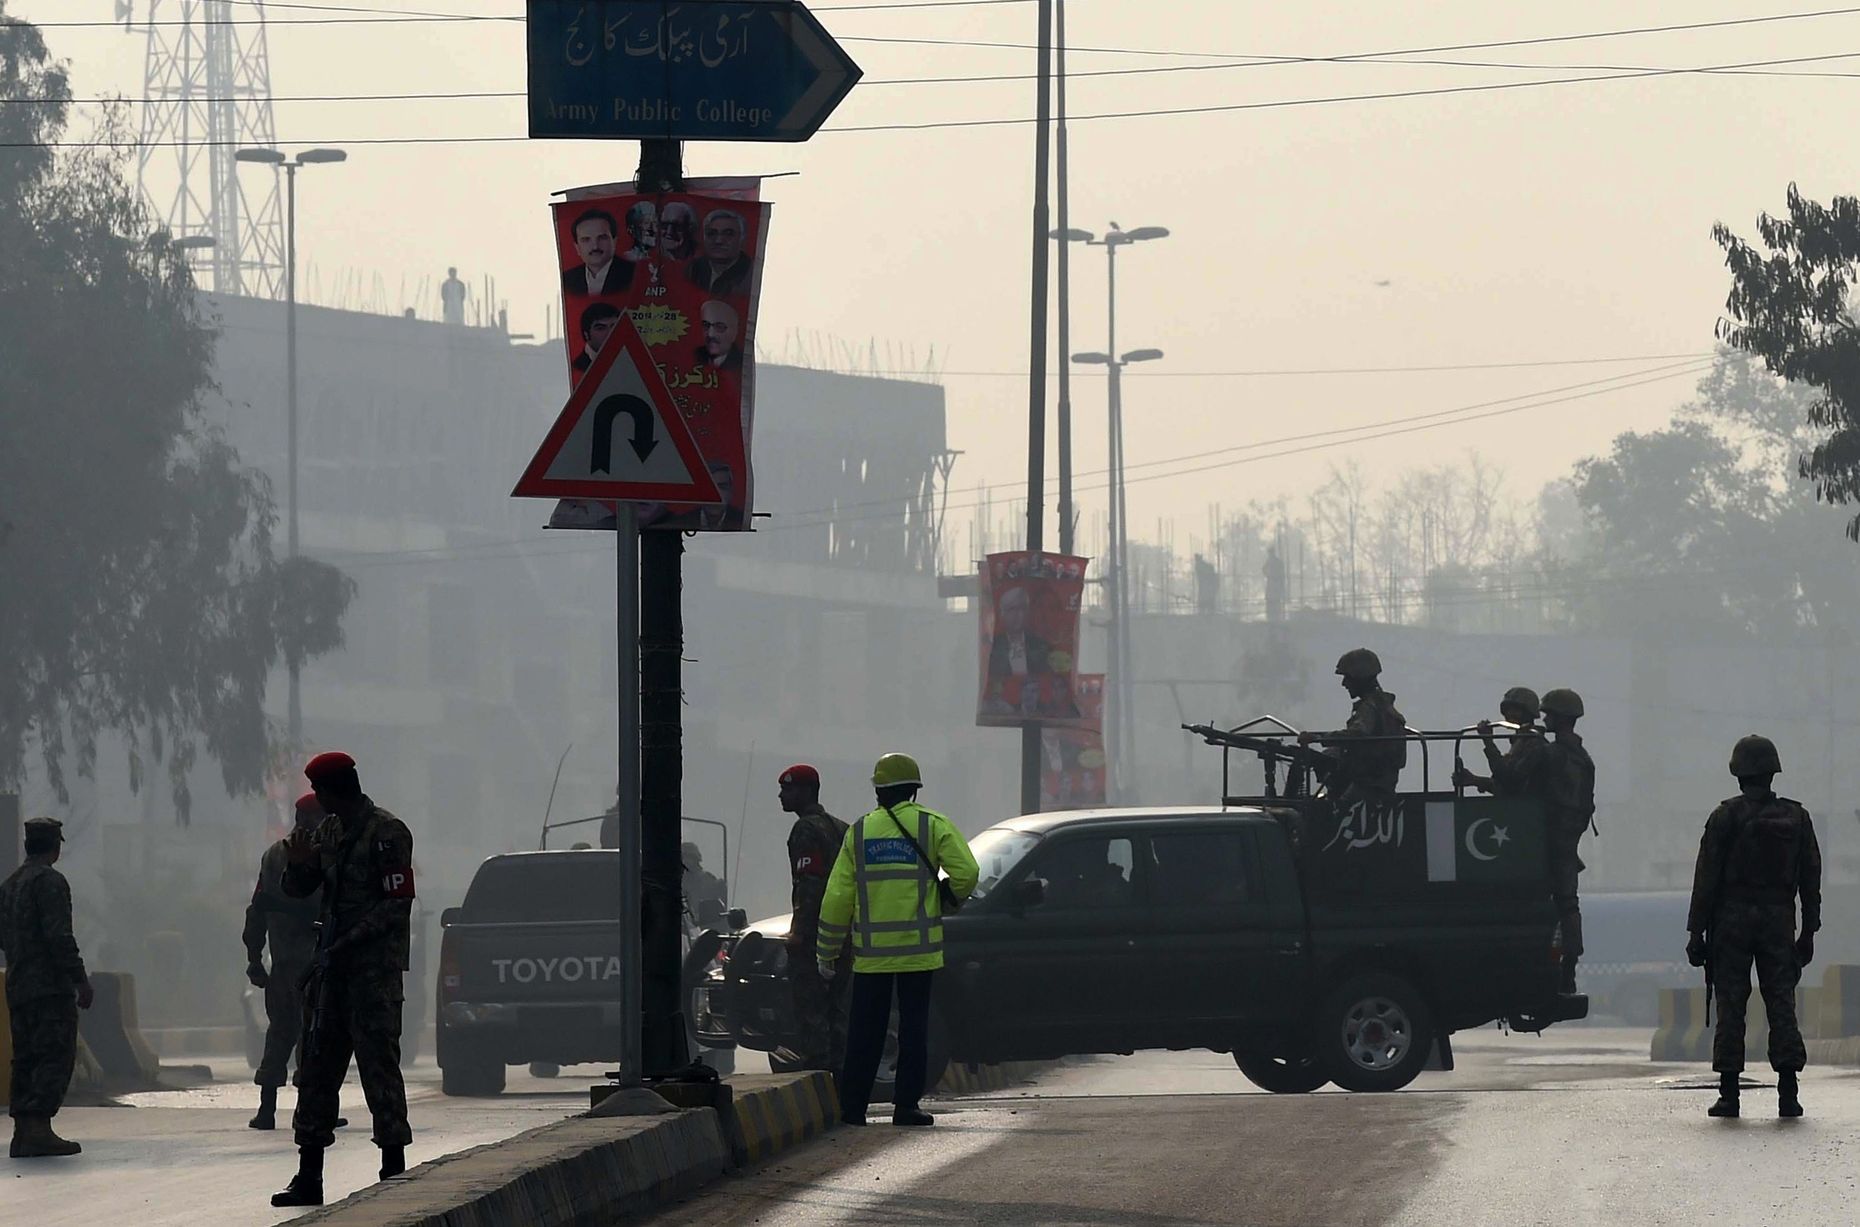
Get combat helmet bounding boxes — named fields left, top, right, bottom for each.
left=1334, top=648, right=1382, bottom=680
left=1540, top=688, right=1584, bottom=719
left=1729, top=734, right=1781, bottom=777
left=1501, top=687, right=1541, bottom=720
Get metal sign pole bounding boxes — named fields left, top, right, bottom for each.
left=615, top=502, right=643, bottom=1086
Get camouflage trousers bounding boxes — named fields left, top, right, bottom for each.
left=1710, top=902, right=1805, bottom=1073
left=788, top=943, right=851, bottom=1072
left=7, top=994, right=78, bottom=1119
left=255, top=959, right=309, bottom=1090
left=1549, top=829, right=1585, bottom=959
left=292, top=963, right=410, bottom=1149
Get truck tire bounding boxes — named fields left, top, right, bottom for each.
left=1234, top=1051, right=1329, bottom=1094
left=1313, top=972, right=1435, bottom=1093
left=440, top=1049, right=507, bottom=1097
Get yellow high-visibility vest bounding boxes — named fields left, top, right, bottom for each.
left=815, top=801, right=979, bottom=974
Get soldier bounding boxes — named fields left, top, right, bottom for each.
left=1539, top=689, right=1595, bottom=993
left=1686, top=735, right=1820, bottom=1119
left=1297, top=648, right=1407, bottom=809
left=777, top=764, right=850, bottom=1072
left=272, top=752, right=417, bottom=1207
left=1453, top=687, right=1547, bottom=797
left=243, top=792, right=325, bottom=1131
left=1, top=817, right=94, bottom=1159
left=682, top=842, right=726, bottom=922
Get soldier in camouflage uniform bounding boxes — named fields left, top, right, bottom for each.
left=1299, top=648, right=1407, bottom=811
left=1, top=817, right=94, bottom=1159
left=1537, top=689, right=1594, bottom=994
left=272, top=752, right=417, bottom=1207
left=243, top=792, right=326, bottom=1131
left=778, top=765, right=851, bottom=1072
left=1686, top=734, right=1820, bottom=1119
left=1454, top=687, right=1548, bottom=797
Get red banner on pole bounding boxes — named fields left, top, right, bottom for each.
left=547, top=181, right=771, bottom=532
left=977, top=551, right=1088, bottom=727
left=1041, top=674, right=1107, bottom=810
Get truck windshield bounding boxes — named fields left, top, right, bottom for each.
left=966, top=828, right=1041, bottom=902
left=462, top=854, right=621, bottom=923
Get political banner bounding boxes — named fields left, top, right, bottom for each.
left=977, top=551, right=1088, bottom=728
left=1041, top=674, right=1107, bottom=811
left=547, top=178, right=770, bottom=532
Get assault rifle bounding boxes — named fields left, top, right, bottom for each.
left=303, top=918, right=338, bottom=1061
left=1181, top=723, right=1336, bottom=800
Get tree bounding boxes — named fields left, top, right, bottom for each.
left=1558, top=352, right=1860, bottom=639
left=0, top=6, right=352, bottom=821
left=1715, top=185, right=1860, bottom=539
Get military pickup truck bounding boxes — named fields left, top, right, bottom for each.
left=436, top=849, right=734, bottom=1095
left=694, top=725, right=1586, bottom=1094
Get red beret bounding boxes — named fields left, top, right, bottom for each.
left=294, top=792, right=323, bottom=817
left=778, top=764, right=820, bottom=789
left=304, top=751, right=357, bottom=782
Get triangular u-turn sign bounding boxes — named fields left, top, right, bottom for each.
left=511, top=314, right=723, bottom=504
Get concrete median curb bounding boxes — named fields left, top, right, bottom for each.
left=934, top=1059, right=1049, bottom=1095
left=722, top=1071, right=838, bottom=1165
left=294, top=1108, right=731, bottom=1227
left=1653, top=983, right=1828, bottom=1062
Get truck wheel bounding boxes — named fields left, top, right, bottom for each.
left=1313, top=973, right=1435, bottom=1093
left=440, top=1050, right=507, bottom=1097
left=1234, top=1051, right=1329, bottom=1094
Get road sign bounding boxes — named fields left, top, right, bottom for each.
left=512, top=314, right=723, bottom=504
left=526, top=0, right=862, bottom=141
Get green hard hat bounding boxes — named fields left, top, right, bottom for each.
left=1729, top=734, right=1781, bottom=776
left=871, top=752, right=923, bottom=789
left=1540, top=688, right=1585, bottom=719
left=1334, top=648, right=1382, bottom=679
left=1501, top=687, right=1541, bottom=719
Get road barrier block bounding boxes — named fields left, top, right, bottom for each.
left=78, top=972, right=162, bottom=1088
left=1818, top=964, right=1860, bottom=1039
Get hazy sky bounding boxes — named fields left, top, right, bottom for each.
left=20, top=0, right=1860, bottom=558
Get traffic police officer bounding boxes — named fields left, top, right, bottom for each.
left=816, top=753, right=978, bottom=1127
left=778, top=764, right=850, bottom=1072
left=243, top=792, right=325, bottom=1131
left=1, top=818, right=93, bottom=1159
left=1298, top=648, right=1407, bottom=809
left=272, top=752, right=417, bottom=1207
left=1686, top=735, right=1820, bottom=1119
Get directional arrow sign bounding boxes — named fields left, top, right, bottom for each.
left=512, top=313, right=723, bottom=504
left=526, top=0, right=862, bottom=142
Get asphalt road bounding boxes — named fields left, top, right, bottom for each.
left=638, top=1028, right=1860, bottom=1227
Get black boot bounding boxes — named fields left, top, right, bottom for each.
left=249, top=1086, right=278, bottom=1131
left=379, top=1144, right=406, bottom=1180
left=891, top=1106, right=935, bottom=1127
left=271, top=1145, right=325, bottom=1207
left=1779, top=1070, right=1803, bottom=1118
left=1707, top=1071, right=1740, bottom=1118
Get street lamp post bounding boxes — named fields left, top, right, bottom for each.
left=235, top=145, right=348, bottom=748
left=1065, top=224, right=1167, bottom=802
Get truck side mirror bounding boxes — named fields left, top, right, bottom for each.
left=440, top=906, right=461, bottom=928
left=1011, top=878, right=1046, bottom=909
left=726, top=907, right=748, bottom=931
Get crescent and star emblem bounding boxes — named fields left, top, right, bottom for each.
left=1464, top=817, right=1511, bottom=862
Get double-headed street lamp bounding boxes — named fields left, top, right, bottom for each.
left=234, top=146, right=347, bottom=747
left=1061, top=223, right=1168, bottom=803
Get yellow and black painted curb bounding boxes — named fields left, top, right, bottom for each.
left=1651, top=983, right=1825, bottom=1062
left=725, top=1071, right=838, bottom=1166
left=934, top=1060, right=1050, bottom=1096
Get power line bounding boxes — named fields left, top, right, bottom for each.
left=19, top=0, right=1032, bottom=27
left=12, top=45, right=1855, bottom=146
left=326, top=359, right=1711, bottom=570
left=842, top=353, right=1718, bottom=378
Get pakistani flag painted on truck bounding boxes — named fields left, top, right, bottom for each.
left=1313, top=795, right=1548, bottom=895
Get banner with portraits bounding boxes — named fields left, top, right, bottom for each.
left=1041, top=674, right=1107, bottom=811
left=976, top=551, right=1088, bottom=728
left=547, top=179, right=770, bottom=532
